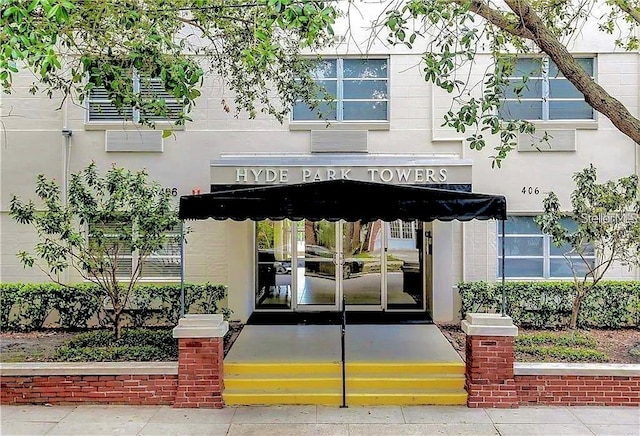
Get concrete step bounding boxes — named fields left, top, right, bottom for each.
left=225, top=374, right=465, bottom=390
left=223, top=388, right=467, bottom=406
left=223, top=361, right=467, bottom=406
left=225, top=361, right=465, bottom=376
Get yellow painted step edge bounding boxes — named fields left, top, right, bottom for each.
left=223, top=392, right=467, bottom=406
left=225, top=362, right=464, bottom=376
left=225, top=378, right=464, bottom=390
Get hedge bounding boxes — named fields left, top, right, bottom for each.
left=0, top=283, right=229, bottom=332
left=458, top=281, right=640, bottom=329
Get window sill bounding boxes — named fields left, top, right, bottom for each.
left=289, top=121, right=390, bottom=131
left=528, top=120, right=598, bottom=130
left=84, top=122, right=186, bottom=132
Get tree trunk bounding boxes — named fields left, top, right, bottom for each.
left=113, top=308, right=123, bottom=340
left=569, top=289, right=586, bottom=330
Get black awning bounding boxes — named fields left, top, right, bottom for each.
left=179, top=179, right=506, bottom=222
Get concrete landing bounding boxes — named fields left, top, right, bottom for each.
left=224, top=324, right=462, bottom=363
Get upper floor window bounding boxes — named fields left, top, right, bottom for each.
left=87, top=74, right=183, bottom=123
left=497, top=216, right=595, bottom=279
left=499, top=57, right=595, bottom=121
left=292, top=58, right=389, bottom=122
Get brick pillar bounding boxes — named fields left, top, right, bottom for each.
left=172, top=314, right=229, bottom=408
left=461, top=313, right=519, bottom=408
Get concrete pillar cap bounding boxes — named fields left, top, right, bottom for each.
left=172, top=314, right=229, bottom=338
left=461, top=313, right=518, bottom=337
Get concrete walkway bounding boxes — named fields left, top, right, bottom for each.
left=1, top=404, right=638, bottom=435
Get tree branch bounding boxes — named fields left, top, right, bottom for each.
left=608, top=0, right=640, bottom=25
left=503, top=0, right=640, bottom=145
left=453, top=0, right=535, bottom=39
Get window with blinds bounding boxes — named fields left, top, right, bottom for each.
left=87, top=75, right=183, bottom=123
left=88, top=221, right=181, bottom=280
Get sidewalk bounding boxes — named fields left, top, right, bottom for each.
left=1, top=405, right=638, bottom=435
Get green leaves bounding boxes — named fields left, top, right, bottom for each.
left=0, top=0, right=337, bottom=126
left=10, top=163, right=181, bottom=336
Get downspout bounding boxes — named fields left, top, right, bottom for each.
left=62, top=97, right=72, bottom=285
left=180, top=220, right=185, bottom=318
left=501, top=219, right=506, bottom=316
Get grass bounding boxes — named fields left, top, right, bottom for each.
left=515, top=331, right=609, bottom=363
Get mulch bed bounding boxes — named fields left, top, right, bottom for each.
left=438, top=323, right=640, bottom=364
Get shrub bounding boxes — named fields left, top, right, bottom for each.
left=55, top=345, right=172, bottom=362
left=516, top=345, right=609, bottom=362
left=458, top=281, right=640, bottom=329
left=515, top=331, right=596, bottom=348
left=54, top=328, right=178, bottom=362
left=0, top=282, right=230, bottom=332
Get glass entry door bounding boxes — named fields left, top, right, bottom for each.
left=296, top=220, right=339, bottom=310
left=255, top=219, right=426, bottom=313
left=296, top=220, right=384, bottom=311
left=342, top=220, right=383, bottom=309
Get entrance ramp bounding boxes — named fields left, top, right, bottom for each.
left=223, top=325, right=466, bottom=406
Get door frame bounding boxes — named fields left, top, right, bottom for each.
left=254, top=219, right=428, bottom=314
left=294, top=220, right=344, bottom=312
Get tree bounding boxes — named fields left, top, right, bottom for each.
left=9, top=162, right=180, bottom=338
left=382, top=0, right=640, bottom=166
left=535, top=165, right=640, bottom=329
left=0, top=0, right=337, bottom=125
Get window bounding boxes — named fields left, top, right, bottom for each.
left=87, top=74, right=183, bottom=123
left=88, top=221, right=181, bottom=280
left=293, top=58, right=389, bottom=122
left=389, top=220, right=415, bottom=239
left=497, top=216, right=595, bottom=278
left=499, top=57, right=595, bottom=121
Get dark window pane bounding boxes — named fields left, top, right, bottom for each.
left=343, top=80, right=388, bottom=99
left=502, top=216, right=543, bottom=235
left=550, top=257, right=594, bottom=277
left=549, top=100, right=594, bottom=120
left=343, top=101, right=388, bottom=121
left=310, top=59, right=337, bottom=79
left=504, top=78, right=543, bottom=99
left=292, top=102, right=337, bottom=120
left=549, top=78, right=583, bottom=98
left=343, top=59, right=387, bottom=78
left=498, top=236, right=544, bottom=256
left=315, top=80, right=337, bottom=99
left=549, top=58, right=594, bottom=77
left=499, top=100, right=542, bottom=120
left=513, top=58, right=544, bottom=77
left=499, top=258, right=544, bottom=278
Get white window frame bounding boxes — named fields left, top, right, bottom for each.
left=500, top=56, right=596, bottom=121
left=86, top=73, right=183, bottom=124
left=292, top=57, right=389, bottom=123
left=497, top=216, right=596, bottom=279
left=389, top=220, right=414, bottom=240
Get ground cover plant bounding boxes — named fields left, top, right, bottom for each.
left=514, top=331, right=608, bottom=362
left=53, top=328, right=177, bottom=362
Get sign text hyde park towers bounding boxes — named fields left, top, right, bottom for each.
left=234, top=167, right=450, bottom=184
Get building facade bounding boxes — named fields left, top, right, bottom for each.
left=1, top=8, right=639, bottom=323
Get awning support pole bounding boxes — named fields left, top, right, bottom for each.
left=180, top=220, right=185, bottom=319
left=501, top=219, right=506, bottom=317
left=340, top=293, right=347, bottom=408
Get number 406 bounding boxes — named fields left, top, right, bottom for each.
left=521, top=186, right=540, bottom=195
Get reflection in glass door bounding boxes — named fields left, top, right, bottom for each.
left=297, top=220, right=339, bottom=308
left=255, top=219, right=426, bottom=313
left=386, top=220, right=424, bottom=310
left=343, top=221, right=382, bottom=308
left=255, top=219, right=293, bottom=309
